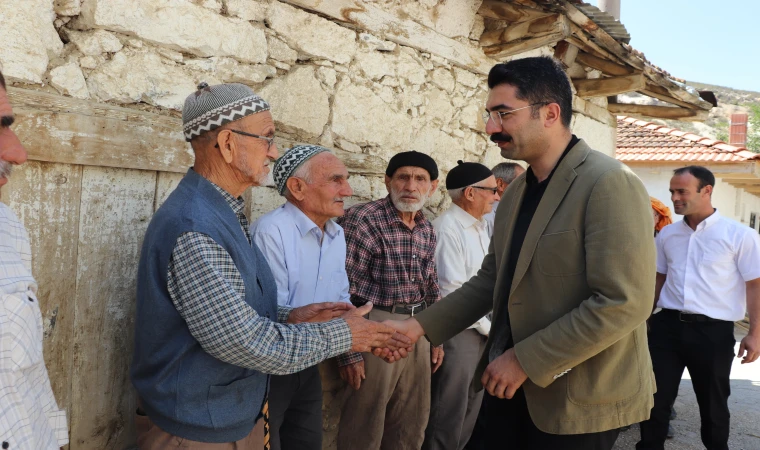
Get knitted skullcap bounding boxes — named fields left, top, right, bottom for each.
left=182, top=82, right=270, bottom=142
left=273, top=145, right=330, bottom=195
left=445, top=160, right=493, bottom=190
left=385, top=151, right=439, bottom=181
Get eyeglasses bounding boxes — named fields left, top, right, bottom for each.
left=482, top=103, right=547, bottom=127
left=215, top=129, right=276, bottom=150
left=471, top=186, right=498, bottom=194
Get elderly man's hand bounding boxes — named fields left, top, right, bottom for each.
left=481, top=348, right=528, bottom=399
left=341, top=303, right=412, bottom=353
left=338, top=360, right=365, bottom=390
left=288, top=302, right=355, bottom=324
left=371, top=318, right=426, bottom=363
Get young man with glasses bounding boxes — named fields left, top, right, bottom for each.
left=422, top=161, right=498, bottom=450
left=386, top=56, right=656, bottom=450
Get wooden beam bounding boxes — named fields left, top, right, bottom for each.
left=572, top=96, right=616, bottom=127
left=554, top=41, right=579, bottom=68
left=722, top=178, right=760, bottom=185
left=478, top=0, right=551, bottom=23
left=607, top=103, right=708, bottom=121
left=8, top=87, right=192, bottom=173
left=575, top=51, right=632, bottom=76
left=482, top=14, right=571, bottom=59
left=282, top=0, right=496, bottom=75
left=573, top=74, right=645, bottom=98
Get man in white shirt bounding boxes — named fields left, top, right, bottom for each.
left=252, top=145, right=362, bottom=450
left=0, top=70, right=69, bottom=450
left=637, top=166, right=760, bottom=450
left=483, top=162, right=524, bottom=233
left=423, top=161, right=499, bottom=450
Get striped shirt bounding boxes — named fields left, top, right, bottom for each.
left=166, top=184, right=353, bottom=375
left=338, top=196, right=440, bottom=308
left=0, top=202, right=68, bottom=450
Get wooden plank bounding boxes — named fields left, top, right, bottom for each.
left=575, top=51, right=632, bottom=76
left=478, top=0, right=550, bottom=22
left=607, top=103, right=709, bottom=121
left=573, top=74, right=645, bottom=98
left=638, top=83, right=707, bottom=111
left=553, top=41, right=579, bottom=68
left=7, top=87, right=193, bottom=173
left=480, top=13, right=566, bottom=46
left=69, top=167, right=156, bottom=450
left=572, top=96, right=616, bottom=127
left=281, top=0, right=497, bottom=75
left=154, top=171, right=186, bottom=212
left=0, top=161, right=82, bottom=430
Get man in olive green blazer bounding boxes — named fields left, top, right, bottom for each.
left=386, top=57, right=656, bottom=450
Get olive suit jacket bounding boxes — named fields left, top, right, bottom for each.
left=415, top=139, right=656, bottom=435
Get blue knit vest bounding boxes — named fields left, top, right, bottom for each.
left=131, top=168, right=277, bottom=443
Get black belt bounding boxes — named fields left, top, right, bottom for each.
left=372, top=302, right=427, bottom=316
left=660, top=308, right=727, bottom=323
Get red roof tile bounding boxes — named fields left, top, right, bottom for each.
left=616, top=116, right=760, bottom=163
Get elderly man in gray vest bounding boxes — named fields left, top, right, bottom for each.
left=130, top=82, right=410, bottom=449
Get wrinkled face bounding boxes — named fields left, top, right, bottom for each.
left=484, top=84, right=545, bottom=162
left=386, top=166, right=437, bottom=213
left=0, top=85, right=28, bottom=190
left=471, top=175, right=500, bottom=217
left=297, top=153, right=353, bottom=219
left=231, top=111, right=278, bottom=186
left=669, top=173, right=711, bottom=216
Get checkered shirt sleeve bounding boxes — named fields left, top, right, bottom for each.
left=167, top=232, right=352, bottom=375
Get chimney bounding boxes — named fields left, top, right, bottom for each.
left=729, top=113, right=748, bottom=147
left=598, top=0, right=621, bottom=20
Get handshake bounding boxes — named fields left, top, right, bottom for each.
left=287, top=301, right=427, bottom=362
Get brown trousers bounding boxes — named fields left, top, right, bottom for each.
left=135, top=413, right=265, bottom=449
left=337, top=308, right=432, bottom=450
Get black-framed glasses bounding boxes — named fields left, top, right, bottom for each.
left=482, top=102, right=548, bottom=127
left=471, top=186, right=498, bottom=194
left=215, top=129, right=276, bottom=150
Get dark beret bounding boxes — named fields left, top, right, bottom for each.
left=385, top=151, right=439, bottom=181
left=445, top=160, right=493, bottom=190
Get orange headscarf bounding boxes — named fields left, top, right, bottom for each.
left=650, top=197, right=673, bottom=233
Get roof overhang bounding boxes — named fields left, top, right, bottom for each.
left=478, top=1, right=713, bottom=121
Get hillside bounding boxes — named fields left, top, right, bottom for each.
left=617, top=82, right=760, bottom=146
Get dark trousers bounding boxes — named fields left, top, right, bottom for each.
left=268, top=365, right=323, bottom=450
left=637, top=310, right=735, bottom=450
left=467, top=389, right=620, bottom=450
left=423, top=329, right=487, bottom=450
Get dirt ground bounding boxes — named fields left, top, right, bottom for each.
left=613, top=324, right=760, bottom=450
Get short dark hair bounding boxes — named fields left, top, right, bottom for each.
left=673, top=165, right=715, bottom=192
left=487, top=56, right=573, bottom=128
left=491, top=162, right=523, bottom=184
left=0, top=70, right=5, bottom=90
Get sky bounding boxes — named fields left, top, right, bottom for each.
left=584, top=0, right=760, bottom=92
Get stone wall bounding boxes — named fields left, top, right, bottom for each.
left=0, top=1, right=617, bottom=447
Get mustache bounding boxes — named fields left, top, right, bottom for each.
left=490, top=133, right=512, bottom=143
left=0, top=161, right=13, bottom=179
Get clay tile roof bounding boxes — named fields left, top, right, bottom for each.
left=615, top=116, right=760, bottom=163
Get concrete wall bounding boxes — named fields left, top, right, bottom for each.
left=630, top=163, right=760, bottom=231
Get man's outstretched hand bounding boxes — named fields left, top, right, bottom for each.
left=342, top=303, right=412, bottom=354
left=371, top=318, right=426, bottom=362
left=288, top=302, right=355, bottom=324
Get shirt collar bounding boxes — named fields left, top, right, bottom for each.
left=283, top=201, right=341, bottom=239
left=525, top=134, right=579, bottom=186
left=683, top=209, right=721, bottom=232
left=209, top=182, right=246, bottom=216
left=449, top=203, right=481, bottom=229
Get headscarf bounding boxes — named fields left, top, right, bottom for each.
left=650, top=196, right=673, bottom=233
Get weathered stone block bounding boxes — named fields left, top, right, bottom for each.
left=50, top=62, right=90, bottom=99
left=0, top=0, right=63, bottom=84
left=55, top=0, right=81, bottom=15
left=78, top=0, right=267, bottom=63
left=431, top=67, right=456, bottom=93
left=225, top=0, right=269, bottom=21
left=267, top=36, right=297, bottom=65
left=67, top=29, right=124, bottom=56
left=259, top=66, right=330, bottom=138
left=454, top=67, right=483, bottom=89
left=268, top=2, right=357, bottom=65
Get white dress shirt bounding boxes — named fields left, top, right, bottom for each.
left=484, top=200, right=498, bottom=235
left=0, top=203, right=68, bottom=450
left=432, top=203, right=492, bottom=335
left=656, top=210, right=760, bottom=321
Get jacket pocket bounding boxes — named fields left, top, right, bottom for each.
left=207, top=374, right=265, bottom=429
left=536, top=230, right=585, bottom=277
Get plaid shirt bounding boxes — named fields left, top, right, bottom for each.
left=166, top=184, right=352, bottom=375
left=339, top=196, right=440, bottom=308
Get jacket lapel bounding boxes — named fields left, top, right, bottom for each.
left=492, top=176, right=525, bottom=306
left=509, top=141, right=590, bottom=296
